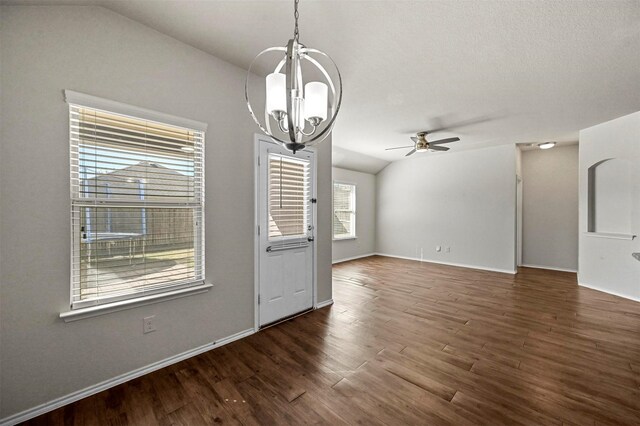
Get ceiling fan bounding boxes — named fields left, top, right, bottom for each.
left=386, top=132, right=460, bottom=156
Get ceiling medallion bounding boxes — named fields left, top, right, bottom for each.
left=245, top=0, right=342, bottom=153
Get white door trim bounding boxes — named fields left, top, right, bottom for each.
left=516, top=174, right=523, bottom=269
left=253, top=134, right=317, bottom=332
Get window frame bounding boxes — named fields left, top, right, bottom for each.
left=332, top=181, right=357, bottom=240
left=62, top=90, right=209, bottom=318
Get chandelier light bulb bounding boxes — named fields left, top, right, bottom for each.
left=266, top=73, right=287, bottom=116
left=304, top=81, right=328, bottom=123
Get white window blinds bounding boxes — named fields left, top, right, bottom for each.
left=268, top=153, right=311, bottom=240
left=333, top=182, right=356, bottom=239
left=69, top=104, right=205, bottom=308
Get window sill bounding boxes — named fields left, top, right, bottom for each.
left=584, top=232, right=636, bottom=241
left=333, top=236, right=358, bottom=241
left=59, top=283, right=213, bottom=322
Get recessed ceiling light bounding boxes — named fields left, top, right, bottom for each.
left=538, top=142, right=556, bottom=150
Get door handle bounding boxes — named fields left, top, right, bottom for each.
left=266, top=241, right=310, bottom=253
left=307, top=236, right=315, bottom=242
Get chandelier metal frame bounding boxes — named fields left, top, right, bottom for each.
left=245, top=0, right=342, bottom=153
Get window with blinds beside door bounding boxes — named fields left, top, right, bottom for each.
left=333, top=182, right=356, bottom=239
left=69, top=104, right=205, bottom=309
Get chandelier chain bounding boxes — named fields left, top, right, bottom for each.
left=294, top=0, right=300, bottom=41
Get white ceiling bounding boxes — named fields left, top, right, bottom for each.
left=8, top=0, right=640, bottom=173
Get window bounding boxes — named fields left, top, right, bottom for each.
left=268, top=153, right=311, bottom=240
left=67, top=93, right=205, bottom=309
left=333, top=182, right=356, bottom=239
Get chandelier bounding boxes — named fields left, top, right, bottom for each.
left=245, top=0, right=342, bottom=153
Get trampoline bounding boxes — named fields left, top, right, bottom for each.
left=82, top=232, right=144, bottom=264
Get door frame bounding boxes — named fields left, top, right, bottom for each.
left=515, top=174, right=523, bottom=269
left=253, top=134, right=318, bottom=332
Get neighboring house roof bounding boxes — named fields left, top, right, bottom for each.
left=86, top=161, right=193, bottom=199
left=89, top=161, right=188, bottom=181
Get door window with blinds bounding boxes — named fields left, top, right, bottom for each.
left=268, top=153, right=311, bottom=241
left=68, top=99, right=204, bottom=308
left=333, top=182, right=356, bottom=239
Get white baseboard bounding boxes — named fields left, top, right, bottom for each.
left=578, top=282, right=640, bottom=303
left=520, top=264, right=578, bottom=273
left=375, top=253, right=517, bottom=275
left=0, top=328, right=255, bottom=426
left=332, top=253, right=376, bottom=264
left=315, top=299, right=334, bottom=309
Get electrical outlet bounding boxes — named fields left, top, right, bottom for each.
left=436, top=246, right=441, bottom=252
left=143, top=316, right=156, bottom=334
left=446, top=247, right=451, bottom=253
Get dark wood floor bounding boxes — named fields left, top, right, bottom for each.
left=26, top=256, right=640, bottom=425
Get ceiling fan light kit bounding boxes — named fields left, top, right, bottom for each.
left=245, top=0, right=342, bottom=153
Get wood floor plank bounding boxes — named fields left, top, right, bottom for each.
left=174, top=366, right=240, bottom=425
left=210, top=379, right=259, bottom=426
left=23, top=256, right=640, bottom=425
left=164, top=403, right=208, bottom=426
left=451, top=391, right=537, bottom=426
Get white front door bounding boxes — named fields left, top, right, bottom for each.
left=257, top=138, right=315, bottom=327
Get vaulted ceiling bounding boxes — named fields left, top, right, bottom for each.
left=7, top=0, right=640, bottom=173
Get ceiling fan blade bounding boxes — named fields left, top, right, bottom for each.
left=410, top=137, right=418, bottom=143
left=385, top=145, right=414, bottom=151
left=429, top=145, right=450, bottom=151
left=429, top=137, right=460, bottom=145
left=405, top=148, right=416, bottom=157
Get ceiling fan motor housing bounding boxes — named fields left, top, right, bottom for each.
left=416, top=134, right=429, bottom=151
left=385, top=131, right=458, bottom=155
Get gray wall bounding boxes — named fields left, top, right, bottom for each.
left=332, top=167, right=376, bottom=263
left=521, top=145, right=579, bottom=271
left=376, top=144, right=517, bottom=273
left=0, top=5, right=332, bottom=419
left=578, top=112, right=640, bottom=301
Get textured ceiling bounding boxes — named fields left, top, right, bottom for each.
left=6, top=0, right=640, bottom=173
